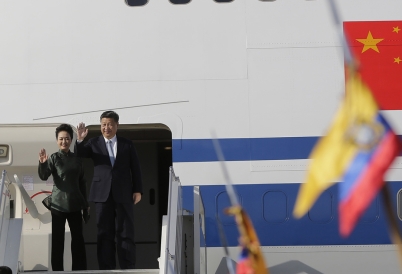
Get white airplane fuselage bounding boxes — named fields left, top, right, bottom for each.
left=1, top=1, right=402, bottom=273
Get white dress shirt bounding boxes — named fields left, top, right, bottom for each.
left=104, top=135, right=117, bottom=158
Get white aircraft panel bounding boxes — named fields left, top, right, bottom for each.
left=175, top=157, right=402, bottom=187
left=246, top=0, right=339, bottom=50
left=338, top=0, right=402, bottom=21
left=381, top=110, right=402, bottom=135
left=174, top=161, right=308, bottom=186
left=0, top=0, right=247, bottom=84
left=248, top=47, right=344, bottom=138
left=245, top=0, right=402, bottom=50
left=140, top=79, right=250, bottom=139
left=251, top=157, right=402, bottom=184
left=0, top=78, right=250, bottom=139
left=173, top=161, right=250, bottom=186
left=207, top=245, right=401, bottom=274
left=201, top=80, right=250, bottom=139
left=0, top=81, right=192, bottom=124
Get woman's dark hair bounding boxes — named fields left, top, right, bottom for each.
left=0, top=266, right=12, bottom=274
left=55, top=124, right=73, bottom=140
left=100, top=111, right=119, bottom=123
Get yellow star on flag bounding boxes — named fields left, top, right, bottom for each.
left=394, top=57, right=401, bottom=64
left=393, top=26, right=401, bottom=33
left=356, top=31, right=384, bottom=53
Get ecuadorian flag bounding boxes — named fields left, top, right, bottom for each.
left=293, top=73, right=401, bottom=237
left=339, top=112, right=399, bottom=236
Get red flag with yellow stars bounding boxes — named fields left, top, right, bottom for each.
left=343, top=21, right=402, bottom=110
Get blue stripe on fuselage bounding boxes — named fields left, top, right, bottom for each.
left=172, top=137, right=319, bottom=162
left=182, top=183, right=401, bottom=247
left=176, top=136, right=402, bottom=246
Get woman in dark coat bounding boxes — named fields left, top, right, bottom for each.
left=38, top=124, right=88, bottom=271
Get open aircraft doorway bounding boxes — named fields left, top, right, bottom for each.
left=78, top=123, right=172, bottom=270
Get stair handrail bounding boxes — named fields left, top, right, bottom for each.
left=13, top=174, right=48, bottom=223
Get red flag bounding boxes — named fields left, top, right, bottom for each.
left=343, top=21, right=402, bottom=110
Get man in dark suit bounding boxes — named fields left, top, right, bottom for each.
left=75, top=111, right=142, bottom=270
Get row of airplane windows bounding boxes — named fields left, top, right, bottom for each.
left=126, top=0, right=274, bottom=6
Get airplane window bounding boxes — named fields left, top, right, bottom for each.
left=170, top=0, right=191, bottom=4
left=125, top=0, right=148, bottom=6
left=215, top=0, right=233, bottom=2
left=397, top=188, right=402, bottom=220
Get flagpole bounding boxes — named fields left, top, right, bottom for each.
left=327, top=0, right=354, bottom=67
left=326, top=0, right=363, bottom=74
left=211, top=132, right=269, bottom=274
left=381, top=183, right=402, bottom=267
left=326, top=0, right=359, bottom=131
left=211, top=131, right=240, bottom=207
left=216, top=215, right=236, bottom=274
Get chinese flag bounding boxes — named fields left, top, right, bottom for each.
left=343, top=21, right=402, bottom=110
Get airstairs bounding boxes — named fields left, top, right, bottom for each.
left=0, top=168, right=206, bottom=274
left=0, top=171, right=23, bottom=274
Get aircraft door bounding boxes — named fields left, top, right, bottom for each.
left=80, top=124, right=172, bottom=270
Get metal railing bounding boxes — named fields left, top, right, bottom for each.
left=164, top=167, right=183, bottom=274
left=193, top=186, right=207, bottom=274
left=0, top=170, right=10, bottom=266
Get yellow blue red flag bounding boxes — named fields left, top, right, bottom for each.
left=293, top=73, right=401, bottom=237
